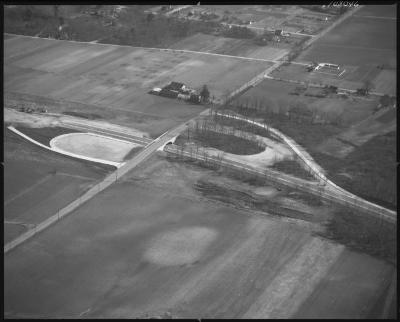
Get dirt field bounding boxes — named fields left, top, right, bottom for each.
left=372, top=70, right=396, bottom=95
left=293, top=250, right=396, bottom=318
left=4, top=130, right=113, bottom=243
left=50, top=133, right=140, bottom=162
left=201, top=134, right=295, bottom=169
left=169, top=32, right=289, bottom=60
left=4, top=154, right=395, bottom=318
left=4, top=35, right=273, bottom=136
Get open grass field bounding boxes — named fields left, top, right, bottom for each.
left=271, top=63, right=372, bottom=91
left=4, top=154, right=395, bottom=318
left=372, top=70, right=396, bottom=95
left=317, top=107, right=396, bottom=157
left=14, top=126, right=80, bottom=147
left=355, top=4, right=397, bottom=18
left=296, top=12, right=396, bottom=65
left=4, top=35, right=273, bottom=136
left=292, top=6, right=396, bottom=94
left=227, top=77, right=395, bottom=208
left=4, top=130, right=113, bottom=243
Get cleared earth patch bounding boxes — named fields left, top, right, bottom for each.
left=144, top=227, right=218, bottom=266
left=50, top=133, right=140, bottom=163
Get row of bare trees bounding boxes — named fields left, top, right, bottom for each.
left=227, top=95, right=345, bottom=126
left=191, top=118, right=265, bottom=152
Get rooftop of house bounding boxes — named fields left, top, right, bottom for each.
left=164, top=82, right=185, bottom=91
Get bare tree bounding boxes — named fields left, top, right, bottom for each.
left=362, top=79, right=374, bottom=95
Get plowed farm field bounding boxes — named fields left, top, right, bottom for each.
left=4, top=154, right=395, bottom=319
left=4, top=35, right=273, bottom=136
left=169, top=33, right=289, bottom=61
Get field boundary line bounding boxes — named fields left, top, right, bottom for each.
left=4, top=173, right=53, bottom=206
left=4, top=32, right=280, bottom=64
left=56, top=172, right=98, bottom=181
left=4, top=221, right=33, bottom=227
left=314, top=43, right=395, bottom=51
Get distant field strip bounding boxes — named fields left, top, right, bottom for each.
left=315, top=43, right=395, bottom=51
left=354, top=15, right=397, bottom=20
left=4, top=33, right=278, bottom=63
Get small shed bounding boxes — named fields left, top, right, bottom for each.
left=165, top=82, right=185, bottom=91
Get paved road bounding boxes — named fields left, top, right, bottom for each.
left=224, top=6, right=365, bottom=102
left=115, top=109, right=209, bottom=178
left=61, top=121, right=152, bottom=146
left=211, top=112, right=396, bottom=222
left=165, top=142, right=396, bottom=223
left=4, top=108, right=210, bottom=253
left=301, top=5, right=364, bottom=49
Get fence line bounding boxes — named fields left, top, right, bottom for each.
left=4, top=138, right=158, bottom=254
left=164, top=144, right=396, bottom=224
left=4, top=168, right=122, bottom=253
left=214, top=112, right=396, bottom=219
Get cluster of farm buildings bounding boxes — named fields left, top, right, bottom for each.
left=149, top=82, right=202, bottom=103
left=307, top=62, right=340, bottom=72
